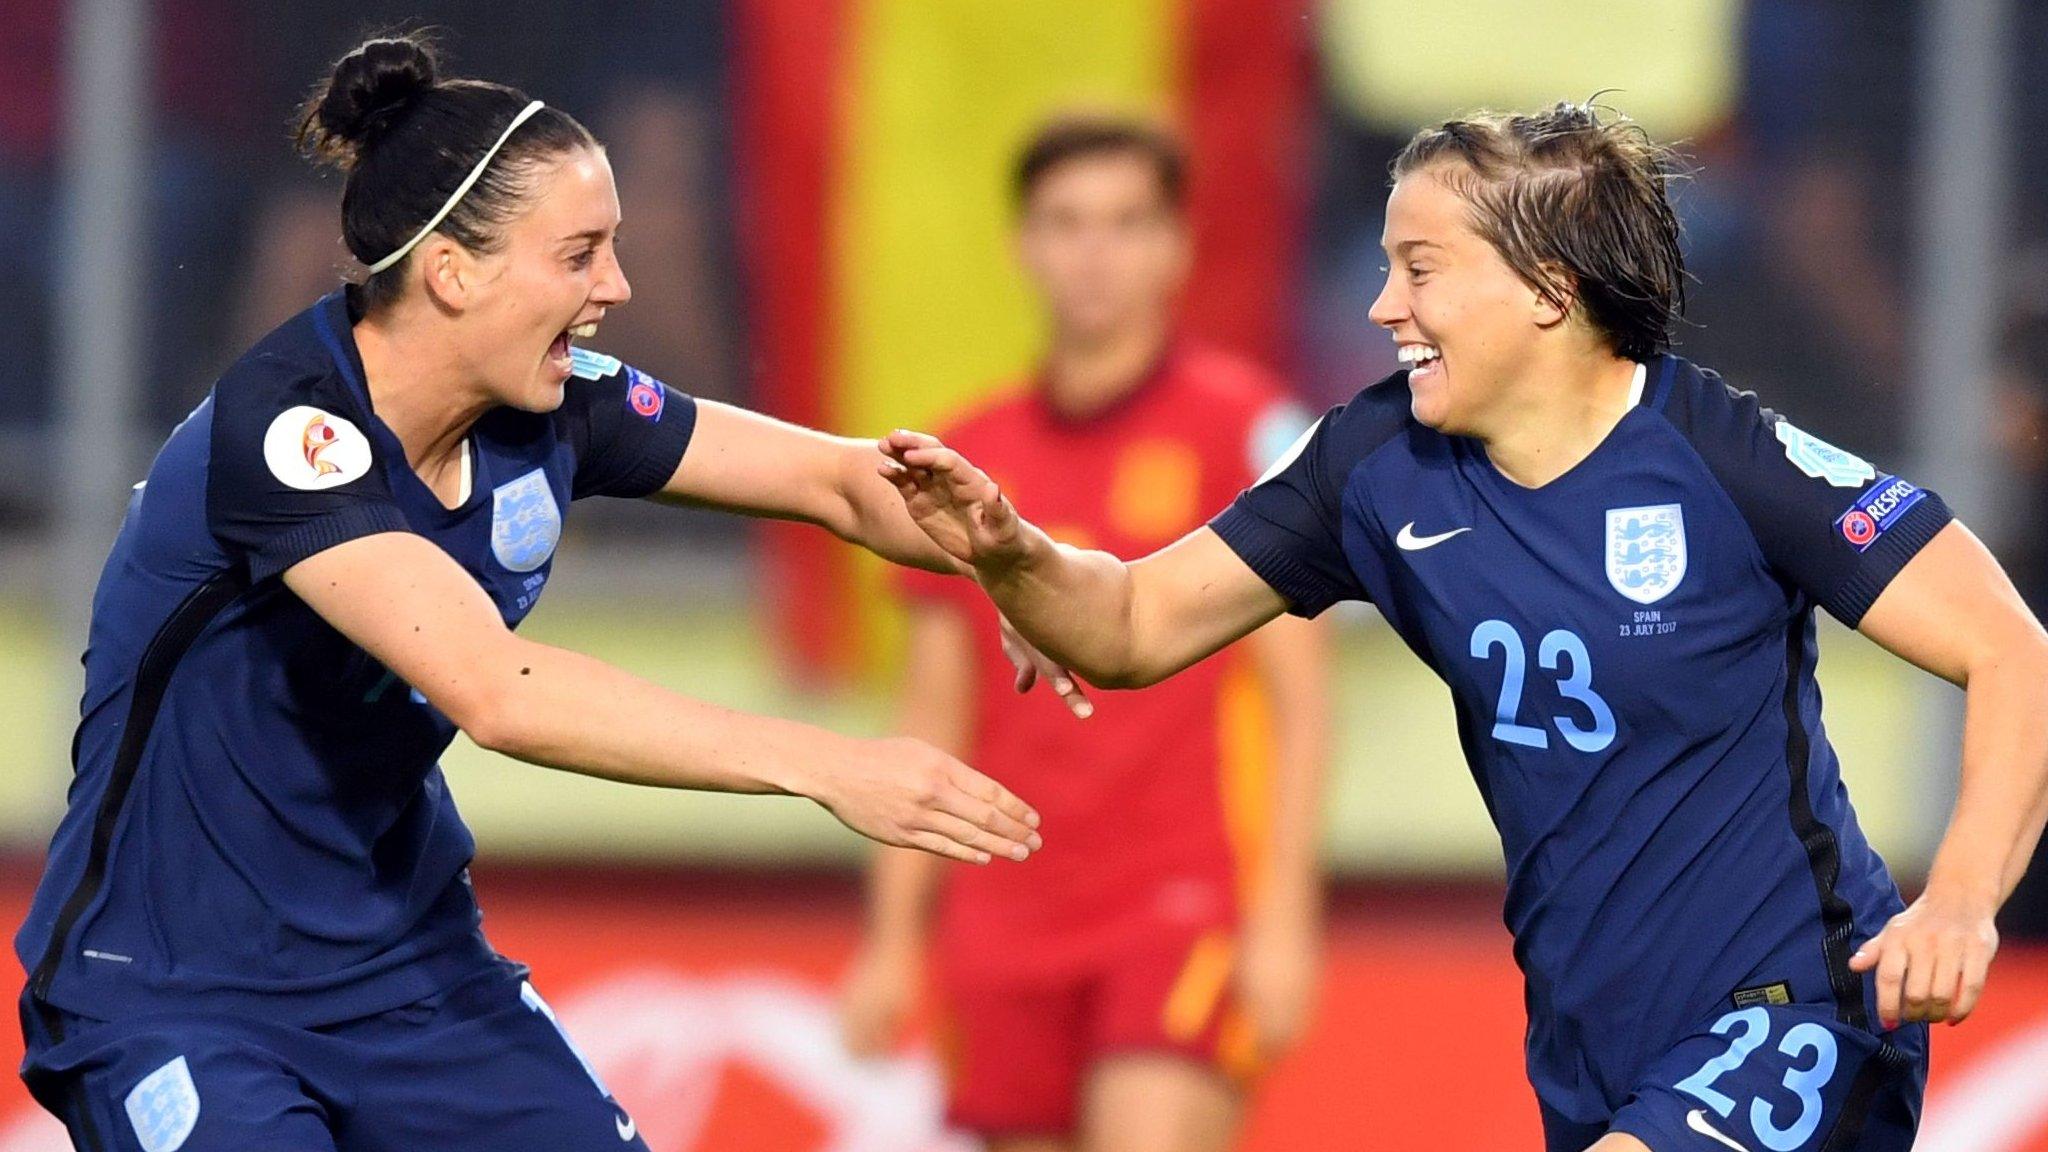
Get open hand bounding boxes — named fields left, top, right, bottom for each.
left=809, top=735, right=1042, bottom=865
left=879, top=430, right=1030, bottom=572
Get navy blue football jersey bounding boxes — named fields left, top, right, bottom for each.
left=15, top=292, right=697, bottom=1027
left=1211, top=357, right=1948, bottom=1130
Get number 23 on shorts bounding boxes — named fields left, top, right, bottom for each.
left=1660, top=1006, right=1893, bottom=1152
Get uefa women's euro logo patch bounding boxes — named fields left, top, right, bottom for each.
left=491, top=468, right=562, bottom=573
left=263, top=406, right=372, bottom=491
left=1605, top=504, right=1687, bottom=605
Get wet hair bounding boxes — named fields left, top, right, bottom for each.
left=294, top=32, right=598, bottom=311
left=1391, top=101, right=1686, bottom=362
left=1013, top=115, right=1187, bottom=213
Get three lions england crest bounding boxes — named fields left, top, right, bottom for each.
left=491, top=468, right=562, bottom=573
left=1605, top=504, right=1686, bottom=605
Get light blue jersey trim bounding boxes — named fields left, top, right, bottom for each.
left=567, top=347, right=622, bottom=381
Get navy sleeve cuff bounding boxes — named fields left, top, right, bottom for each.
left=595, top=391, right=700, bottom=500
left=250, top=502, right=413, bottom=583
left=1824, top=493, right=1953, bottom=627
left=1209, top=504, right=1348, bottom=618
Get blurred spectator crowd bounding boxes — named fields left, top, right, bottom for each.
left=7, top=1, right=2047, bottom=566
left=0, top=0, right=743, bottom=539
left=5, top=0, right=2048, bottom=597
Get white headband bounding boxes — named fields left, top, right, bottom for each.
left=364, top=99, right=546, bottom=275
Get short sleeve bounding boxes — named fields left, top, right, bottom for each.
left=206, top=374, right=410, bottom=583
left=1209, top=377, right=1411, bottom=617
left=556, top=351, right=701, bottom=500
left=1666, top=366, right=1953, bottom=626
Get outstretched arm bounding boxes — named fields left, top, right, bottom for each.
left=1851, top=521, right=2048, bottom=1026
left=656, top=402, right=966, bottom=573
left=655, top=404, right=1091, bottom=714
left=284, top=531, right=1040, bottom=865
left=879, top=430, right=1289, bottom=688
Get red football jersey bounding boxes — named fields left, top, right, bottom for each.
left=899, top=343, right=1311, bottom=971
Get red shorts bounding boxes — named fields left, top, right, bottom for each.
left=932, top=918, right=1258, bottom=1137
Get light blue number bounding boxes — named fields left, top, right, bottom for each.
left=1468, top=622, right=1617, bottom=752
left=1676, top=1010, right=1843, bottom=1149
left=1538, top=630, right=1616, bottom=753
left=1673, top=1007, right=1772, bottom=1119
left=1469, top=619, right=1548, bottom=748
left=1751, top=1022, right=1839, bottom=1151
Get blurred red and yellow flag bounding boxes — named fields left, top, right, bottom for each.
left=733, top=0, right=1311, bottom=682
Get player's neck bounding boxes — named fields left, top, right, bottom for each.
left=1041, top=319, right=1171, bottom=419
left=1476, top=351, right=1641, bottom=489
left=353, top=315, right=494, bottom=486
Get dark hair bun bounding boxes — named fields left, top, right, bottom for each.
left=296, top=35, right=440, bottom=170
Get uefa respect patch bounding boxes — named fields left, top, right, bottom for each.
left=625, top=366, right=665, bottom=422
left=1834, top=474, right=1926, bottom=552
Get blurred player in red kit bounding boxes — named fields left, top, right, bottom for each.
left=840, top=117, right=1332, bottom=1152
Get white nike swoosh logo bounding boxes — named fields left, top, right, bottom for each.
left=1396, top=522, right=1472, bottom=551
left=1686, top=1109, right=1752, bottom=1152
left=616, top=1112, right=637, bottom=1142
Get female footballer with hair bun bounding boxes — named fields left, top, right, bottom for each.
left=15, top=32, right=1043, bottom=1151
left=888, top=102, right=2048, bottom=1151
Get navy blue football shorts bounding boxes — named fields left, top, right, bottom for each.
left=18, top=960, right=648, bottom=1152
left=1543, top=1003, right=1927, bottom=1152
